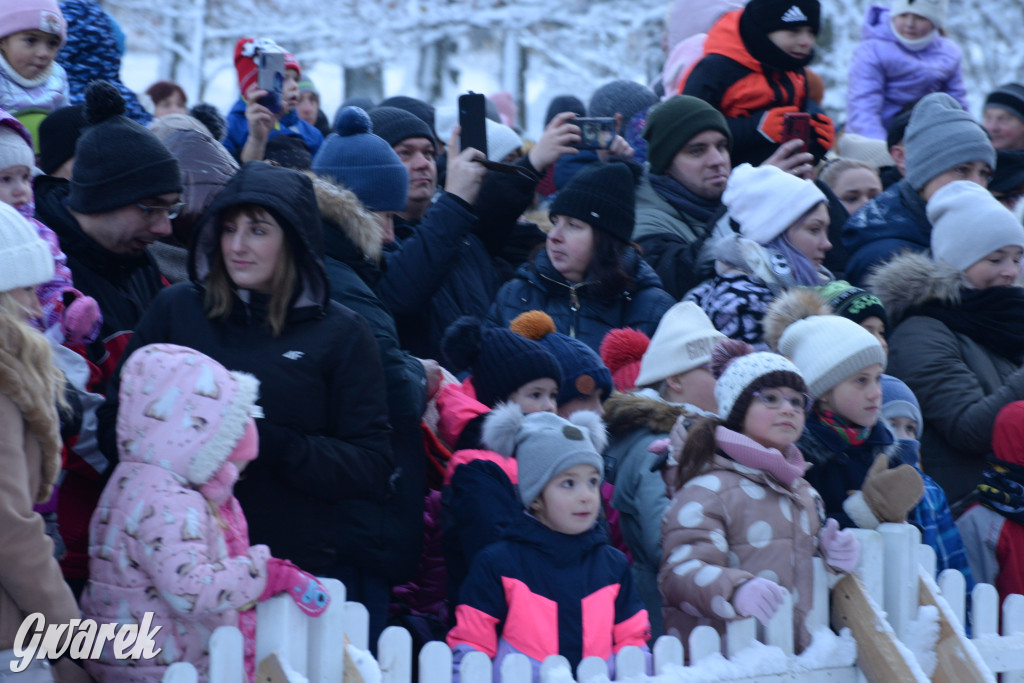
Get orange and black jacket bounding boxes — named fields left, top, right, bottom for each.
left=682, top=9, right=814, bottom=166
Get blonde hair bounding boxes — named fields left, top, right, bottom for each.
left=0, top=292, right=66, bottom=502
left=203, top=205, right=297, bottom=337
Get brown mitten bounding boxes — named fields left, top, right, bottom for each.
left=860, top=453, right=924, bottom=523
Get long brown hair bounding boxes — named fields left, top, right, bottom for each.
left=203, top=205, right=297, bottom=337
left=674, top=416, right=723, bottom=489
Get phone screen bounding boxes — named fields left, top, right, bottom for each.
left=458, top=92, right=488, bottom=157
left=256, top=52, right=286, bottom=114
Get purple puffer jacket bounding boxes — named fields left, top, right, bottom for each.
left=845, top=5, right=968, bottom=140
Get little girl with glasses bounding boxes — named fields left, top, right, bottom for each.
left=659, top=339, right=858, bottom=653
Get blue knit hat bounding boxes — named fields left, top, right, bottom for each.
left=312, top=107, right=408, bottom=212
left=442, top=317, right=563, bottom=408
left=881, top=375, right=922, bottom=439
left=510, top=311, right=613, bottom=407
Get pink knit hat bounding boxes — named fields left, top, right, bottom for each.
left=0, top=0, right=66, bottom=44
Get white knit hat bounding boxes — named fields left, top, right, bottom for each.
left=0, top=202, right=54, bottom=293
left=714, top=351, right=804, bottom=424
left=724, top=163, right=826, bottom=245
left=485, top=119, right=523, bottom=163
left=635, top=302, right=725, bottom=387
left=891, top=0, right=947, bottom=29
left=928, top=180, right=1024, bottom=271
left=777, top=315, right=887, bottom=398
left=0, top=126, right=34, bottom=172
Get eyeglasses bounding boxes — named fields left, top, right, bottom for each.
left=752, top=389, right=812, bottom=413
left=136, top=202, right=184, bottom=221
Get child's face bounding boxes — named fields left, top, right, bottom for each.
left=767, top=27, right=816, bottom=60
left=893, top=12, right=935, bottom=40
left=508, top=378, right=558, bottom=415
left=785, top=203, right=831, bottom=266
left=297, top=91, right=319, bottom=126
left=8, top=285, right=41, bottom=321
left=819, top=363, right=884, bottom=428
left=0, top=30, right=61, bottom=80
left=743, top=387, right=807, bottom=451
left=889, top=416, right=918, bottom=440
left=280, top=69, right=300, bottom=115
left=154, top=92, right=188, bottom=118
left=530, top=464, right=601, bottom=535
left=860, top=316, right=888, bottom=356
left=0, top=165, right=32, bottom=208
left=963, top=246, right=1023, bottom=289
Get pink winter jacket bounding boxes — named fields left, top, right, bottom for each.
left=81, top=344, right=270, bottom=681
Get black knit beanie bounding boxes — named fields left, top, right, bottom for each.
left=739, top=0, right=820, bottom=70
left=643, top=96, right=732, bottom=175
left=549, top=161, right=638, bottom=243
left=368, top=106, right=435, bottom=150
left=379, top=95, right=437, bottom=136
left=68, top=81, right=182, bottom=214
left=442, top=317, right=563, bottom=408
left=38, top=104, right=87, bottom=176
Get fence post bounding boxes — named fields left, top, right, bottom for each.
left=417, top=641, right=452, bottom=683
left=880, top=523, right=919, bottom=640
left=459, top=651, right=492, bottom=683
left=972, top=583, right=999, bottom=638
left=937, top=568, right=966, bottom=629
left=1002, top=594, right=1024, bottom=683
left=689, top=625, right=720, bottom=663
left=652, top=635, right=683, bottom=674
left=209, top=625, right=244, bottom=683
left=576, top=656, right=607, bottom=682
left=852, top=528, right=884, bottom=604
left=539, top=655, right=572, bottom=682
left=257, top=595, right=309, bottom=676
left=615, top=646, right=647, bottom=678
left=725, top=617, right=756, bottom=658
left=499, top=653, right=531, bottom=682
left=377, top=626, right=412, bottom=683
left=308, top=579, right=346, bottom=683
left=163, top=662, right=198, bottom=683
left=762, top=590, right=794, bottom=656
left=343, top=601, right=370, bottom=652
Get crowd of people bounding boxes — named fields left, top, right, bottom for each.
left=2, top=0, right=1024, bottom=680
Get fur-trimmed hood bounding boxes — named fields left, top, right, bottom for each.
left=305, top=172, right=383, bottom=262
left=762, top=288, right=832, bottom=351
left=603, top=391, right=688, bottom=437
left=865, top=251, right=968, bottom=327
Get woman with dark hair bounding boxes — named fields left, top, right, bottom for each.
left=99, top=162, right=393, bottom=588
left=486, top=161, right=674, bottom=352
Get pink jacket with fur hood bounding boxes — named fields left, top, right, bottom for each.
left=82, top=344, right=271, bottom=681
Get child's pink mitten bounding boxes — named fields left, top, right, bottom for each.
left=260, top=558, right=330, bottom=617
left=819, top=518, right=860, bottom=572
left=61, top=290, right=100, bottom=345
left=732, top=577, right=786, bottom=625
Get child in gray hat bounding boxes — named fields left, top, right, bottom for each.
left=447, top=406, right=652, bottom=678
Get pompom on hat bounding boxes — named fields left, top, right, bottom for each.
left=599, top=328, right=651, bottom=393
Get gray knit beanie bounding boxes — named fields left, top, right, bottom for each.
left=481, top=404, right=607, bottom=507
left=588, top=80, right=658, bottom=122
left=904, top=93, right=995, bottom=191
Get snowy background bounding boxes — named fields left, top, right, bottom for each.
left=110, top=0, right=1024, bottom=140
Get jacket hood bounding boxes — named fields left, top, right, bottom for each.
left=188, top=162, right=329, bottom=310
left=843, top=180, right=930, bottom=255
left=603, top=391, right=688, bottom=437
left=116, top=343, right=259, bottom=486
left=865, top=250, right=966, bottom=326
left=762, top=288, right=832, bottom=351
left=862, top=5, right=897, bottom=42
left=704, top=10, right=762, bottom=73
left=305, top=172, right=383, bottom=262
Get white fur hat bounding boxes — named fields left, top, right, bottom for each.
left=778, top=315, right=887, bottom=398
left=724, top=163, right=826, bottom=245
left=891, top=0, right=947, bottom=29
left=0, top=202, right=54, bottom=293
left=928, top=180, right=1024, bottom=271
left=635, top=302, right=725, bottom=387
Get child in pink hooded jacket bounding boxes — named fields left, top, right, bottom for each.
left=81, top=344, right=330, bottom=681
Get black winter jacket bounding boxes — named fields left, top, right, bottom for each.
left=487, top=247, right=674, bottom=352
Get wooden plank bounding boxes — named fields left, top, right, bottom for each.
left=918, top=572, right=995, bottom=683
left=830, top=574, right=921, bottom=683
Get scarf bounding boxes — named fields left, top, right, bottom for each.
left=715, top=425, right=810, bottom=488
left=649, top=173, right=722, bottom=225
left=890, top=19, right=937, bottom=52
left=908, top=287, right=1024, bottom=362
left=765, top=233, right=822, bottom=287
left=815, top=408, right=872, bottom=447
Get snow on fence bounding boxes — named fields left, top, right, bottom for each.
left=162, top=523, right=1024, bottom=683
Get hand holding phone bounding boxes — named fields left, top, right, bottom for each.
left=781, top=112, right=811, bottom=154
left=458, top=92, right=488, bottom=157
left=572, top=117, right=618, bottom=150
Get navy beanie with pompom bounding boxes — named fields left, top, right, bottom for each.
left=68, top=81, right=182, bottom=214
left=312, top=106, right=409, bottom=211
left=442, top=316, right=563, bottom=408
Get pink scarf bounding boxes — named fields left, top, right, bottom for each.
left=715, top=426, right=810, bottom=488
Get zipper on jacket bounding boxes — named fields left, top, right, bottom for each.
left=569, top=285, right=580, bottom=337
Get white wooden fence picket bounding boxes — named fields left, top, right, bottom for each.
left=161, top=523, right=1024, bottom=683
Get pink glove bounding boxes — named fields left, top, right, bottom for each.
left=732, top=577, right=786, bottom=625
left=61, top=290, right=100, bottom=346
left=260, top=558, right=330, bottom=617
left=820, top=518, right=860, bottom=572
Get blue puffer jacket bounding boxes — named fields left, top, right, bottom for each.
left=223, top=98, right=324, bottom=159
left=841, top=178, right=929, bottom=286
left=57, top=0, right=151, bottom=124
left=487, top=247, right=674, bottom=352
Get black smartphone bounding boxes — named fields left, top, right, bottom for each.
left=573, top=117, right=617, bottom=150
left=458, top=92, right=488, bottom=157
left=256, top=52, right=285, bottom=114
left=781, top=112, right=811, bottom=153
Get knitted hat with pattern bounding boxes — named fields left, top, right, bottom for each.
left=712, top=341, right=807, bottom=427
left=815, top=280, right=888, bottom=329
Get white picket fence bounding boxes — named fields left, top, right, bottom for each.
left=161, top=523, right=1024, bottom=683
